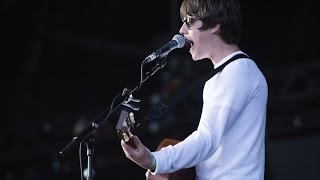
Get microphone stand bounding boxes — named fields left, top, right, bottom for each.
left=84, top=135, right=95, bottom=180
left=58, top=58, right=167, bottom=180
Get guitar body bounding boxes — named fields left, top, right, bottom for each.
left=146, top=138, right=196, bottom=180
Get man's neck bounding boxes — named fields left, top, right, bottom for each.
left=210, top=44, right=240, bottom=65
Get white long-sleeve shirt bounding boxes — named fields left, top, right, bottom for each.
left=151, top=51, right=268, bottom=180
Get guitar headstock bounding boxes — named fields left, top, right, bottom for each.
left=116, top=109, right=136, bottom=147
left=116, top=94, right=140, bottom=148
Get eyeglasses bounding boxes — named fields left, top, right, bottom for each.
left=182, top=16, right=198, bottom=29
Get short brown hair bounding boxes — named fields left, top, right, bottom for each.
left=180, top=0, right=242, bottom=44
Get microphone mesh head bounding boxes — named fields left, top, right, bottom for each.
left=172, top=34, right=186, bottom=48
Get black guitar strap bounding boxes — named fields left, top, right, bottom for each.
left=144, top=53, right=249, bottom=122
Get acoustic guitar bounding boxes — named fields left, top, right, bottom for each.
left=116, top=106, right=195, bottom=180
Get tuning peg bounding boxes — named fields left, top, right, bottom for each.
left=122, top=132, right=130, bottom=142
left=128, top=112, right=135, bottom=125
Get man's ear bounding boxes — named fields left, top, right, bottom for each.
left=211, top=24, right=220, bottom=34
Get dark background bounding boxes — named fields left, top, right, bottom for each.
left=2, top=0, right=320, bottom=179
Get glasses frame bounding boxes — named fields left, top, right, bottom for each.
left=182, top=16, right=198, bottom=29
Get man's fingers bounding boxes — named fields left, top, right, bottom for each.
left=131, top=135, right=140, bottom=144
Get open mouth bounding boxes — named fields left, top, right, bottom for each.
left=189, top=40, right=194, bottom=47
left=184, top=39, right=193, bottom=49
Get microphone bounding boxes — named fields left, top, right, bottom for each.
left=143, top=34, right=186, bottom=63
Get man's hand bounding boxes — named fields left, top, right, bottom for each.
left=121, top=135, right=153, bottom=170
